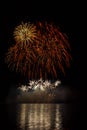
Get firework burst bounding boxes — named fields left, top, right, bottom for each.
left=13, top=22, right=38, bottom=47
left=5, top=21, right=72, bottom=81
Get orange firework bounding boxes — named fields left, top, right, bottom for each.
left=5, top=22, right=40, bottom=79
left=5, top=21, right=72, bottom=80
left=5, top=43, right=37, bottom=79
left=35, top=21, right=72, bottom=79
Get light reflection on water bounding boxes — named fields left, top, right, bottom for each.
left=16, top=104, right=62, bottom=130
left=0, top=102, right=84, bottom=130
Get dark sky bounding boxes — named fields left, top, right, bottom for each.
left=0, top=1, right=86, bottom=99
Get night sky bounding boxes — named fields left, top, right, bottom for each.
left=0, top=1, right=85, bottom=101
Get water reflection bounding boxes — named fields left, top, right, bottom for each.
left=0, top=103, right=84, bottom=130
left=16, top=104, right=62, bottom=130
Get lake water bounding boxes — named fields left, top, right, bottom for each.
left=0, top=102, right=86, bottom=130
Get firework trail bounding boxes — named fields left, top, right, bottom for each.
left=5, top=21, right=72, bottom=81
left=5, top=22, right=39, bottom=79
left=35, top=21, right=72, bottom=78
left=5, top=43, right=37, bottom=78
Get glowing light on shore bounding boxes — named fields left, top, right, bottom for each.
left=17, top=79, right=61, bottom=94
